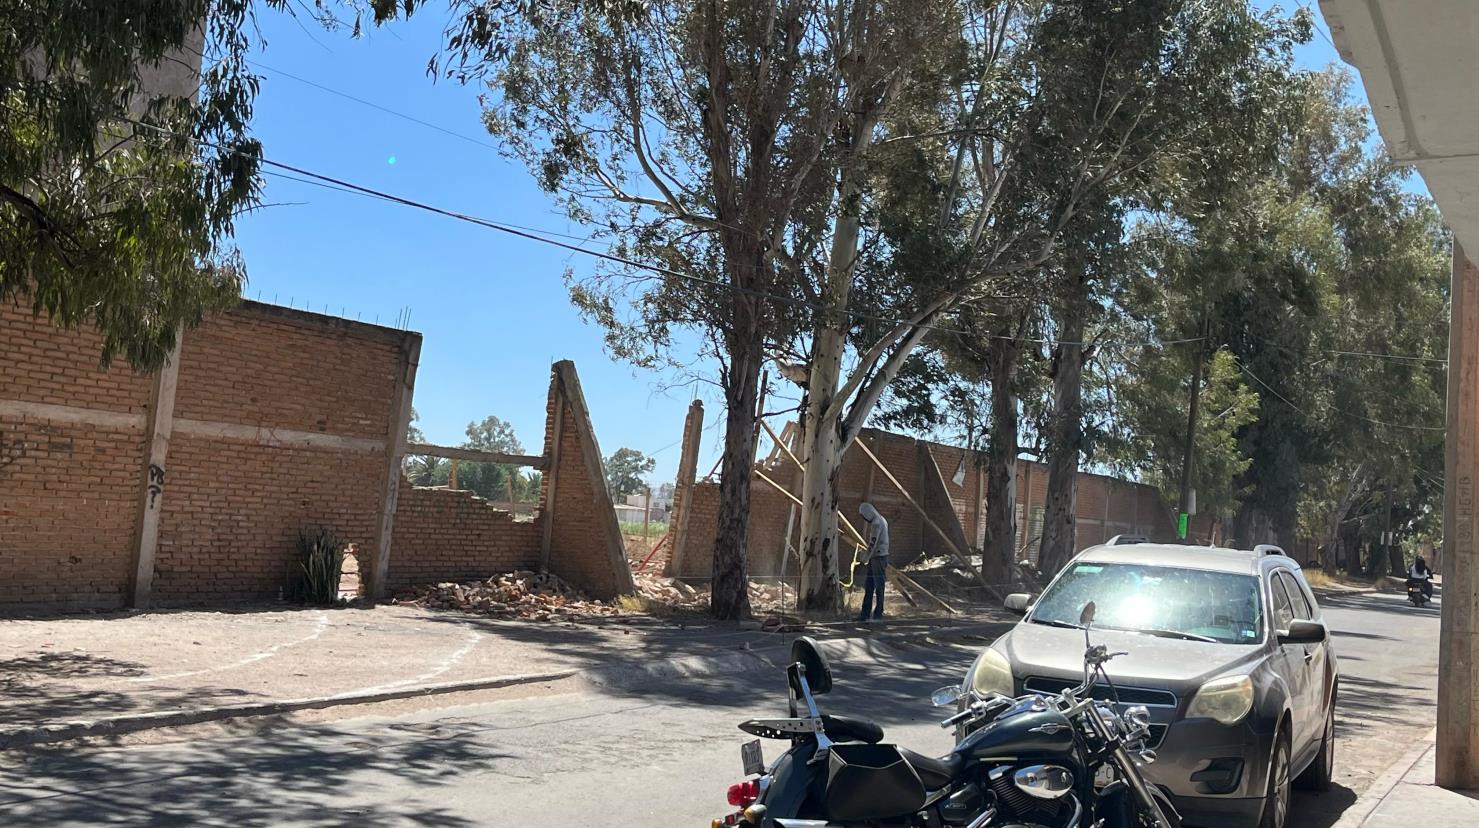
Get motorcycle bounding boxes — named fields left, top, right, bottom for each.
left=711, top=601, right=1180, bottom=828
left=1407, top=576, right=1432, bottom=607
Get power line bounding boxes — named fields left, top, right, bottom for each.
left=1238, top=361, right=1445, bottom=433
left=247, top=58, right=501, bottom=152
left=87, top=107, right=1207, bottom=350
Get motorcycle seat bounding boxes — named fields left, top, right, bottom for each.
left=900, top=747, right=967, bottom=789
left=821, top=714, right=885, bottom=744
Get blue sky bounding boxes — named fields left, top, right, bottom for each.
left=232, top=1, right=1410, bottom=485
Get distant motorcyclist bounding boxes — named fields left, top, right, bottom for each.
left=1408, top=556, right=1434, bottom=599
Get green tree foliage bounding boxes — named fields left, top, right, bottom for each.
left=603, top=447, right=655, bottom=500
left=1104, top=348, right=1259, bottom=522
left=0, top=0, right=293, bottom=368
left=1112, top=68, right=1448, bottom=555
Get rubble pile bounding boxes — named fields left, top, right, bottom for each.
left=396, top=570, right=623, bottom=621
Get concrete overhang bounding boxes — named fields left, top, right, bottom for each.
left=1321, top=0, right=1479, bottom=253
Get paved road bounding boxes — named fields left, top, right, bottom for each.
left=0, top=590, right=1439, bottom=827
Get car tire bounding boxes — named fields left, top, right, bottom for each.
left=1296, top=703, right=1335, bottom=792
left=1259, top=732, right=1291, bottom=828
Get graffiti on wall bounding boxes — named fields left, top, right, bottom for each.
left=147, top=463, right=165, bottom=509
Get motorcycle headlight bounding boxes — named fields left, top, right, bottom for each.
left=1187, top=675, right=1254, bottom=725
left=969, top=648, right=1015, bottom=697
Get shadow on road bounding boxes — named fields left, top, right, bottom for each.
left=1291, top=783, right=1360, bottom=828
left=0, top=652, right=257, bottom=728
left=0, top=719, right=492, bottom=827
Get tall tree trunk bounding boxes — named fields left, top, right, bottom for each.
left=1038, top=268, right=1089, bottom=575
left=710, top=292, right=763, bottom=621
left=983, top=335, right=1022, bottom=582
left=798, top=120, right=879, bottom=613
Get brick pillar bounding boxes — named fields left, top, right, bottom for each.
left=667, top=399, right=704, bottom=577
left=370, top=333, right=421, bottom=600
left=1439, top=242, right=1479, bottom=788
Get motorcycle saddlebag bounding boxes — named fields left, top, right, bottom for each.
left=823, top=743, right=926, bottom=821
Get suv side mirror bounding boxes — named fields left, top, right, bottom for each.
left=1278, top=619, right=1327, bottom=645
left=1004, top=593, right=1032, bottom=615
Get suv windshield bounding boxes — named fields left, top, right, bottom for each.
left=1031, top=562, right=1264, bottom=645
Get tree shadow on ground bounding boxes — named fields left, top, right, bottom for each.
left=1318, top=591, right=1442, bottom=619
left=0, top=718, right=493, bottom=827
left=1334, top=673, right=1436, bottom=740
left=0, top=652, right=256, bottom=728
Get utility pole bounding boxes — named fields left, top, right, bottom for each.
left=1177, top=319, right=1208, bottom=540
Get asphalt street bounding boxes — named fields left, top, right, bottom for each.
left=0, top=589, right=1440, bottom=827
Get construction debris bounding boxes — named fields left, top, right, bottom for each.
left=395, top=570, right=624, bottom=621
left=396, top=568, right=815, bottom=625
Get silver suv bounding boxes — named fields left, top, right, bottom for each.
left=962, top=542, right=1338, bottom=828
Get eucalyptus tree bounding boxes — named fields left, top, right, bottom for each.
left=1, top=0, right=282, bottom=368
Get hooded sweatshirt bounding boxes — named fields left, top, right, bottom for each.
left=859, top=503, right=890, bottom=560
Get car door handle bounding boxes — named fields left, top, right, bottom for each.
left=1303, top=650, right=1315, bottom=664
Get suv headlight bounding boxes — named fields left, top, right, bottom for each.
left=1187, top=675, right=1254, bottom=725
left=970, top=648, right=1015, bottom=696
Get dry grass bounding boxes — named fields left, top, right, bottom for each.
left=1301, top=568, right=1375, bottom=591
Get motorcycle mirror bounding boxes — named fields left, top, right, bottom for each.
left=1079, top=601, right=1097, bottom=628
left=931, top=686, right=963, bottom=707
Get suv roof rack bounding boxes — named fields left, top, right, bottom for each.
left=1107, top=534, right=1148, bottom=546
left=1254, top=544, right=1286, bottom=557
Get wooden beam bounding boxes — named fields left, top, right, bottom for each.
left=539, top=384, right=565, bottom=572
left=129, top=337, right=183, bottom=609
left=405, top=442, right=545, bottom=468
left=854, top=437, right=1002, bottom=600
left=371, top=333, right=421, bottom=600
left=889, top=566, right=959, bottom=615
left=668, top=400, right=705, bottom=576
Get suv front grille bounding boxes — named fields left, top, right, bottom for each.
left=1022, top=676, right=1178, bottom=708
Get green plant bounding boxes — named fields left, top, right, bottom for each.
left=293, top=528, right=345, bottom=605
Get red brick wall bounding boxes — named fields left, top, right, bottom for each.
left=540, top=366, right=632, bottom=599
left=666, top=425, right=1215, bottom=579
left=669, top=477, right=796, bottom=579
left=386, top=476, right=542, bottom=592
left=152, top=435, right=388, bottom=601
left=1, top=304, right=150, bottom=609
left=0, top=301, right=413, bottom=610
left=152, top=307, right=407, bottom=602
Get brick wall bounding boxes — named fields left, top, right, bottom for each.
left=669, top=476, right=796, bottom=579
left=386, top=476, right=543, bottom=592
left=539, top=362, right=634, bottom=599
left=665, top=424, right=1216, bottom=580
left=0, top=301, right=415, bottom=610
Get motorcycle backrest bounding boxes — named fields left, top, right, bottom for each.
left=791, top=636, right=833, bottom=695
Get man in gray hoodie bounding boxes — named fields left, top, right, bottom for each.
left=858, top=502, right=890, bottom=622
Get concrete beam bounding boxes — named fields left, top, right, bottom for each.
left=129, top=339, right=183, bottom=609
left=1439, top=243, right=1479, bottom=788
left=667, top=400, right=704, bottom=577
left=405, top=442, right=545, bottom=469
left=0, top=400, right=145, bottom=431
left=370, top=334, right=421, bottom=600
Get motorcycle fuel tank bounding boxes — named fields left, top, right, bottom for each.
left=955, top=708, right=1077, bottom=763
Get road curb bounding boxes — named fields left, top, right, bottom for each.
left=0, top=669, right=580, bottom=750
left=0, top=619, right=1001, bottom=749
left=1330, top=727, right=1436, bottom=828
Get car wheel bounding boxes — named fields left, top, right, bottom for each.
left=1259, top=733, right=1291, bottom=828
left=1296, top=704, right=1335, bottom=792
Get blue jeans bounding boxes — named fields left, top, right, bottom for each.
left=859, top=556, right=887, bottom=620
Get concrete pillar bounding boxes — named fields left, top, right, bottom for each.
left=129, top=338, right=183, bottom=608
left=369, top=333, right=421, bottom=600
left=667, top=400, right=704, bottom=577
left=1439, top=242, right=1479, bottom=789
